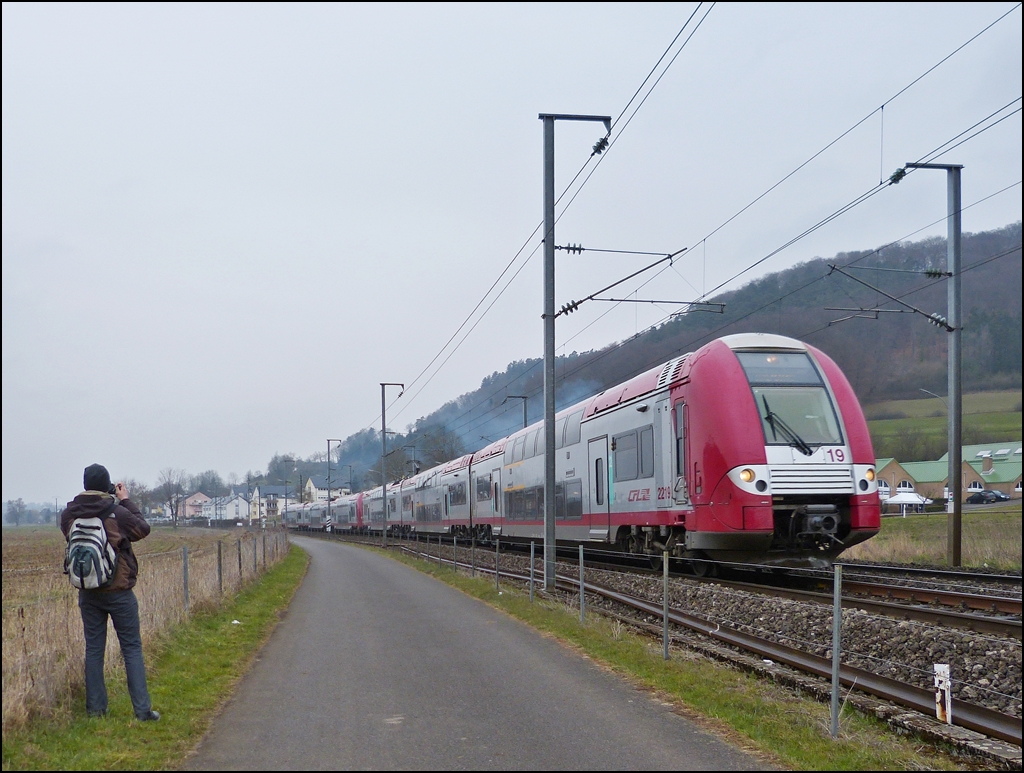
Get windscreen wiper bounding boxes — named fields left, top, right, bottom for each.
left=761, top=396, right=814, bottom=456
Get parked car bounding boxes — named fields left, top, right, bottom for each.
left=987, top=489, right=1011, bottom=502
left=966, top=490, right=1002, bottom=504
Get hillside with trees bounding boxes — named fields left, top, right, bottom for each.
left=324, top=222, right=1020, bottom=485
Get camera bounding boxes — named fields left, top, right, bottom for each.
left=109, top=483, right=118, bottom=495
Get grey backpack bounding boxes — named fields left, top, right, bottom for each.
left=64, top=501, right=119, bottom=589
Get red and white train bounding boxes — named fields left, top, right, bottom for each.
left=291, top=333, right=881, bottom=567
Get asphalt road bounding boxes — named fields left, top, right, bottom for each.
left=184, top=536, right=769, bottom=770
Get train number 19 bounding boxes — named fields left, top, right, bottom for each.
left=824, top=448, right=845, bottom=462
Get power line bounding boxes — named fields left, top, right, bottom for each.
left=361, top=4, right=1021, bottom=442
left=375, top=7, right=714, bottom=430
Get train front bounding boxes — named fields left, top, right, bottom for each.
left=686, top=333, right=880, bottom=566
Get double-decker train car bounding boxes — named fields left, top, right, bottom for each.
left=311, top=333, right=880, bottom=566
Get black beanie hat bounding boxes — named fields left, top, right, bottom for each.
left=84, top=463, right=112, bottom=493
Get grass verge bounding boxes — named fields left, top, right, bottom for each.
left=383, top=547, right=967, bottom=771
left=1, top=544, right=308, bottom=771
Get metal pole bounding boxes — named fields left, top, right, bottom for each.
left=579, top=545, right=585, bottom=623
left=183, top=545, right=190, bottom=612
left=538, top=113, right=609, bottom=591
left=327, top=439, right=331, bottom=532
left=830, top=564, right=843, bottom=738
left=217, top=540, right=223, bottom=595
left=947, top=167, right=963, bottom=568
left=530, top=541, right=535, bottom=603
left=237, top=538, right=242, bottom=581
left=903, top=162, right=963, bottom=566
left=542, top=114, right=557, bottom=591
left=495, top=537, right=500, bottom=592
left=662, top=550, right=669, bottom=660
left=379, top=383, right=404, bottom=549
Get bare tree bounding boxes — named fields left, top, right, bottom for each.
left=5, top=498, right=26, bottom=527
left=123, top=478, right=155, bottom=513
left=419, top=425, right=465, bottom=468
left=156, top=468, right=187, bottom=528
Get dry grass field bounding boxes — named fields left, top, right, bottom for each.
left=840, top=505, right=1022, bottom=570
left=1, top=525, right=288, bottom=735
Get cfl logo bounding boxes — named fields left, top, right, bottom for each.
left=627, top=489, right=651, bottom=502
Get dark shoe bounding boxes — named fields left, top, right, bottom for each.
left=137, top=710, right=160, bottom=722
left=87, top=710, right=107, bottom=718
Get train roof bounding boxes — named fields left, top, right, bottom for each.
left=720, top=332, right=808, bottom=351
left=440, top=453, right=474, bottom=473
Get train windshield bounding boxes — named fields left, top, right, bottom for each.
left=735, top=351, right=843, bottom=449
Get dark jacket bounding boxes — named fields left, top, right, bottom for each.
left=61, top=492, right=151, bottom=591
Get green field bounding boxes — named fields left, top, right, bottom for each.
left=864, top=390, right=1022, bottom=460
left=863, top=389, right=1022, bottom=420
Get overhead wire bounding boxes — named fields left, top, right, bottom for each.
left=357, top=3, right=1021, bottom=449
left=433, top=117, right=1023, bottom=442
left=373, top=4, right=713, bottom=431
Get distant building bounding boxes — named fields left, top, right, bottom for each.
left=182, top=492, right=211, bottom=521
left=201, top=493, right=251, bottom=522
left=878, top=441, right=1021, bottom=506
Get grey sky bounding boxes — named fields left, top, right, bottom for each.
left=3, top=2, right=1021, bottom=506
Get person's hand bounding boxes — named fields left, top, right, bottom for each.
left=115, top=482, right=129, bottom=501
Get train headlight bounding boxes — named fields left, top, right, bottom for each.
left=865, top=468, right=875, bottom=481
left=728, top=465, right=769, bottom=494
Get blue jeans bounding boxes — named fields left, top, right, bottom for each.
left=78, top=589, right=152, bottom=718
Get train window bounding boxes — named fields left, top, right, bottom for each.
left=402, top=495, right=412, bottom=513
left=639, top=425, right=654, bottom=478
left=750, top=385, right=843, bottom=446
left=595, top=458, right=605, bottom=505
left=524, top=429, right=541, bottom=459
left=555, top=416, right=567, bottom=449
left=449, top=482, right=467, bottom=506
left=512, top=436, right=526, bottom=462
left=524, top=486, right=539, bottom=519
left=614, top=430, right=639, bottom=481
left=565, top=479, right=582, bottom=519
left=675, top=403, right=686, bottom=477
left=505, top=489, right=524, bottom=520
left=476, top=476, right=491, bottom=502
left=564, top=410, right=584, bottom=446
left=736, top=351, right=822, bottom=385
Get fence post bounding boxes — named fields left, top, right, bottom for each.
left=579, top=545, right=585, bottom=623
left=438, top=534, right=442, bottom=568
left=253, top=535, right=257, bottom=574
left=530, top=541, right=535, bottom=603
left=662, top=550, right=669, bottom=660
left=830, top=563, right=843, bottom=738
left=263, top=533, right=267, bottom=569
left=217, top=540, right=223, bottom=595
left=237, top=538, right=242, bottom=582
left=183, top=545, right=190, bottom=613
left=495, top=538, right=500, bottom=592
left=453, top=535, right=457, bottom=571
left=471, top=534, right=476, bottom=578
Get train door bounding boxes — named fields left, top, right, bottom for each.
left=491, top=466, right=501, bottom=536
left=588, top=436, right=610, bottom=536
left=655, top=397, right=673, bottom=508
left=673, top=401, right=690, bottom=505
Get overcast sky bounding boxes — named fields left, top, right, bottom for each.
left=3, top=2, right=1021, bottom=507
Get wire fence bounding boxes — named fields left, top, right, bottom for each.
left=1, top=529, right=289, bottom=734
